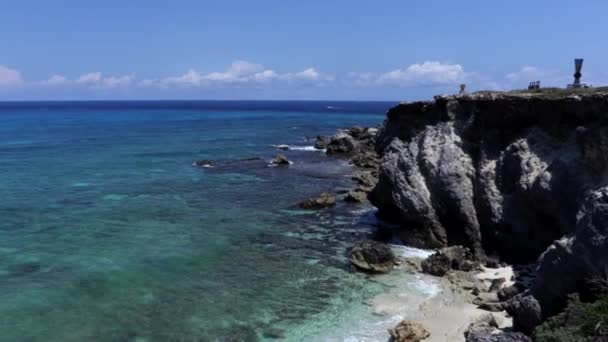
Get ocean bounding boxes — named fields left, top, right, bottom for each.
left=0, top=101, right=438, bottom=341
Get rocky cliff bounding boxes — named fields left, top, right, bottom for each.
left=369, top=90, right=608, bottom=331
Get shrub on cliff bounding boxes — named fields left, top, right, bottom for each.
left=534, top=293, right=608, bottom=342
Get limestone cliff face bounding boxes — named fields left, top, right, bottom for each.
left=369, top=91, right=608, bottom=329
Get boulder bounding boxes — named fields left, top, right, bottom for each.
left=465, top=313, right=531, bottom=342
left=344, top=190, right=367, bottom=203
left=349, top=240, right=395, bottom=273
left=326, top=133, right=358, bottom=155
left=506, top=294, right=542, bottom=334
left=352, top=172, right=378, bottom=190
left=271, top=154, right=290, bottom=166
left=388, top=320, right=430, bottom=342
left=313, top=135, right=331, bottom=149
left=421, top=246, right=470, bottom=276
left=489, top=278, right=506, bottom=292
left=497, top=285, right=521, bottom=301
left=297, top=192, right=336, bottom=210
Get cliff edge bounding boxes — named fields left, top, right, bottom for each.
left=369, top=90, right=608, bottom=332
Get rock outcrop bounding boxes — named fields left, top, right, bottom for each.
left=465, top=313, right=531, bottom=342
left=421, top=246, right=472, bottom=276
left=297, top=192, right=336, bottom=210
left=369, top=91, right=608, bottom=332
left=348, top=240, right=395, bottom=273
left=388, top=320, right=430, bottom=342
left=271, top=154, right=291, bottom=166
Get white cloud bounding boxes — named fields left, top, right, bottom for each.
left=0, top=65, right=23, bottom=87
left=34, top=74, right=69, bottom=86
left=378, top=61, right=466, bottom=86
left=101, top=75, right=133, bottom=88
left=76, top=72, right=102, bottom=84
left=72, top=72, right=133, bottom=88
left=345, top=61, right=467, bottom=88
left=141, top=61, right=333, bottom=88
left=46, top=74, right=69, bottom=85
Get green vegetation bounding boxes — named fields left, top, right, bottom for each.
left=534, top=294, right=608, bottom=342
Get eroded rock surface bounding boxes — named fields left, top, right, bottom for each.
left=297, top=192, right=336, bottom=210
left=369, top=91, right=608, bottom=332
left=388, top=320, right=430, bottom=342
left=349, top=240, right=395, bottom=273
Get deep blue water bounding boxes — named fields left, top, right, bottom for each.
left=0, top=101, right=427, bottom=341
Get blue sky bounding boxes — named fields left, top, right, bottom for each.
left=1, top=0, right=607, bottom=101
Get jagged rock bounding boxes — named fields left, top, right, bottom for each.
left=326, top=133, right=358, bottom=155
left=349, top=240, right=395, bottom=273
left=401, top=257, right=423, bottom=273
left=506, top=294, right=542, bottom=334
left=193, top=159, right=216, bottom=168
left=474, top=292, right=500, bottom=304
left=447, top=270, right=482, bottom=290
left=314, top=135, right=331, bottom=149
left=351, top=151, right=379, bottom=169
left=388, top=320, right=430, bottom=342
left=344, top=190, right=367, bottom=203
left=478, top=302, right=506, bottom=312
left=297, top=192, right=336, bottom=210
left=271, top=154, right=290, bottom=166
left=352, top=172, right=378, bottom=190
left=369, top=91, right=608, bottom=332
left=510, top=187, right=608, bottom=331
left=497, top=285, right=521, bottom=301
left=370, top=92, right=608, bottom=261
left=465, top=313, right=531, bottom=342
left=460, top=260, right=482, bottom=272
left=489, top=278, right=506, bottom=292
left=421, top=246, right=470, bottom=276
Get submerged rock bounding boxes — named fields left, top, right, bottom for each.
left=8, top=261, right=41, bottom=276
left=388, top=320, right=430, bottom=342
left=193, top=159, right=216, bottom=168
left=297, top=192, right=336, bottom=210
left=271, top=154, right=290, bottom=166
left=349, top=240, right=395, bottom=273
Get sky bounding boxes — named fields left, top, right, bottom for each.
left=1, top=0, right=607, bottom=101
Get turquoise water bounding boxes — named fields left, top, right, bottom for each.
left=0, top=101, right=431, bottom=341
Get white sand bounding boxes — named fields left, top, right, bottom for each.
left=370, top=265, right=515, bottom=342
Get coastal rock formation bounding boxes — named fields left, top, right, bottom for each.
left=297, top=192, right=336, bottom=209
left=369, top=91, right=608, bottom=332
left=313, top=135, right=331, bottom=149
left=465, top=313, right=531, bottom=342
left=421, top=246, right=471, bottom=276
left=388, top=320, right=430, bottom=342
left=348, top=240, right=395, bottom=273
left=271, top=154, right=290, bottom=166
left=326, top=133, right=358, bottom=155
